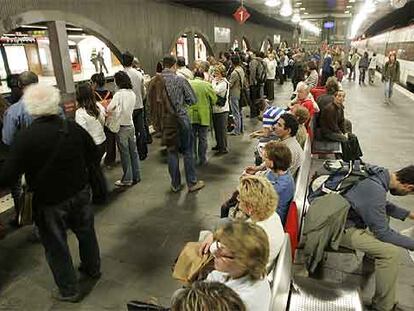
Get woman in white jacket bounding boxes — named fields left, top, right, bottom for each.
left=264, top=53, right=277, bottom=101
left=75, top=83, right=106, bottom=162
left=211, top=64, right=230, bottom=154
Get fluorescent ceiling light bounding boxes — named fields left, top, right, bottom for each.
left=280, top=1, right=293, bottom=16
left=300, top=7, right=306, bottom=10
left=345, top=10, right=350, bottom=13
left=265, top=0, right=281, bottom=7
left=296, top=2, right=302, bottom=4
left=349, top=0, right=355, bottom=2
left=304, top=12, right=309, bottom=14
left=291, top=14, right=301, bottom=23
left=299, top=20, right=320, bottom=35
left=346, top=5, right=352, bottom=8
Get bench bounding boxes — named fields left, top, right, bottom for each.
left=309, top=115, right=343, bottom=157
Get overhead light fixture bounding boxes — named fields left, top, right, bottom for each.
left=299, top=7, right=306, bottom=10
left=349, top=0, right=355, bottom=2
left=265, top=0, right=281, bottom=7
left=345, top=10, right=350, bottom=13
left=299, top=20, right=321, bottom=35
left=346, top=5, right=352, bottom=8
left=304, top=12, right=309, bottom=15
left=280, top=0, right=293, bottom=16
left=296, top=1, right=302, bottom=5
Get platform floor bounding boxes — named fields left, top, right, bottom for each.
left=0, top=78, right=413, bottom=310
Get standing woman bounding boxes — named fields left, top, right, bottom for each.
left=264, top=53, right=277, bottom=101
left=75, top=83, right=106, bottom=162
left=107, top=71, right=141, bottom=186
left=382, top=52, right=400, bottom=104
left=91, top=73, right=116, bottom=167
left=212, top=64, right=230, bottom=154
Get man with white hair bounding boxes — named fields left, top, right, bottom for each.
left=0, top=84, right=101, bottom=302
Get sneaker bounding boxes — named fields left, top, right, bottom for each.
left=171, top=184, right=184, bottom=193
left=188, top=180, right=205, bottom=193
left=114, top=180, right=132, bottom=187
left=51, top=289, right=81, bottom=303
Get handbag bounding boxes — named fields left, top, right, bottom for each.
left=18, top=119, right=69, bottom=226
left=172, top=242, right=214, bottom=285
left=216, top=81, right=229, bottom=107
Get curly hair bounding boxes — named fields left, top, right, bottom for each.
left=238, top=175, right=278, bottom=221
left=214, top=221, right=269, bottom=281
left=292, top=105, right=310, bottom=125
left=264, top=141, right=292, bottom=172
left=172, top=281, right=246, bottom=311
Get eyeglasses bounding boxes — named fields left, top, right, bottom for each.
left=213, top=241, right=235, bottom=261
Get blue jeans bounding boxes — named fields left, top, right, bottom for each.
left=384, top=80, right=394, bottom=98
left=35, top=186, right=100, bottom=296
left=116, top=125, right=141, bottom=183
left=230, top=96, right=242, bottom=134
left=167, top=116, right=197, bottom=188
left=192, top=124, right=208, bottom=165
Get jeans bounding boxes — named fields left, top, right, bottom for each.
left=133, top=109, right=148, bottom=160
left=384, top=80, right=394, bottom=99
left=230, top=96, right=242, bottom=134
left=35, top=186, right=100, bottom=296
left=192, top=124, right=208, bottom=165
left=212, top=112, right=229, bottom=152
left=167, top=116, right=197, bottom=188
left=116, top=125, right=141, bottom=183
left=359, top=68, right=366, bottom=84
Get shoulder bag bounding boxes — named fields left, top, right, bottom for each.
left=18, top=119, right=69, bottom=226
left=215, top=80, right=229, bottom=107
left=236, top=69, right=250, bottom=108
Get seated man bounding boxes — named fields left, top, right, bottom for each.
left=250, top=99, right=285, bottom=139
left=342, top=165, right=414, bottom=311
left=316, top=76, right=339, bottom=113
left=249, top=113, right=304, bottom=176
left=318, top=89, right=352, bottom=142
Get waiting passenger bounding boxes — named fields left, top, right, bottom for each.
left=316, top=76, right=339, bottom=113
left=205, top=222, right=271, bottom=311
left=188, top=70, right=217, bottom=165
left=122, top=52, right=148, bottom=161
left=304, top=61, right=318, bottom=89
left=318, top=90, right=352, bottom=142
left=368, top=53, right=377, bottom=84
left=0, top=84, right=101, bottom=302
left=91, top=73, right=116, bottom=167
left=290, top=82, right=315, bottom=122
left=358, top=52, right=369, bottom=85
left=172, top=281, right=246, bottom=311
left=382, top=51, right=400, bottom=104
left=291, top=105, right=310, bottom=149
left=211, top=65, right=230, bottom=154
left=264, top=52, right=277, bottom=101
left=160, top=55, right=204, bottom=193
left=341, top=165, right=414, bottom=311
left=75, top=83, right=106, bottom=162
left=202, top=176, right=284, bottom=268
left=176, top=56, right=194, bottom=80
left=107, top=71, right=141, bottom=187
left=228, top=54, right=245, bottom=136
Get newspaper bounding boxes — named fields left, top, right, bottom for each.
left=401, top=226, right=414, bottom=263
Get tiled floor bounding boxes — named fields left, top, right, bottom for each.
left=0, top=78, right=413, bottom=310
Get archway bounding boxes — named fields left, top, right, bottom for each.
left=260, top=38, right=273, bottom=53
left=242, top=37, right=251, bottom=52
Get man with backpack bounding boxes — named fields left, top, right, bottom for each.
left=248, top=51, right=267, bottom=118
left=340, top=165, right=414, bottom=311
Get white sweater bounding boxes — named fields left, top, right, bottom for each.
left=75, top=105, right=106, bottom=145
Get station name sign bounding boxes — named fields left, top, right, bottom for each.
left=214, top=27, right=231, bottom=43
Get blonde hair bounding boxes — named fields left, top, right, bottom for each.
left=214, top=63, right=226, bottom=76
left=239, top=175, right=278, bottom=221
left=172, top=281, right=246, bottom=311
left=214, top=221, right=269, bottom=281
left=293, top=105, right=310, bottom=124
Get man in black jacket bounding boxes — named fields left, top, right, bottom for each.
left=0, top=84, right=101, bottom=302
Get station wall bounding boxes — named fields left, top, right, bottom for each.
left=0, top=0, right=293, bottom=74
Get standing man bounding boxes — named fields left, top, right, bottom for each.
left=0, top=84, right=101, bottom=302
left=150, top=55, right=205, bottom=193
left=249, top=51, right=266, bottom=118
left=342, top=165, right=414, bottom=311
left=97, top=48, right=109, bottom=74
left=122, top=52, right=148, bottom=160
left=228, top=54, right=245, bottom=136
left=90, top=48, right=99, bottom=73
left=2, top=71, right=38, bottom=225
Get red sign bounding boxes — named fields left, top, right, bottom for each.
left=233, top=6, right=250, bottom=24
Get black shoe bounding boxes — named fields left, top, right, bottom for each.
left=215, top=150, right=229, bottom=155
left=139, top=154, right=148, bottom=161
left=211, top=146, right=219, bottom=151
left=78, top=265, right=102, bottom=279
left=51, top=289, right=81, bottom=303
left=132, top=179, right=141, bottom=185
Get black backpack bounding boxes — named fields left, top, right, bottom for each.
left=308, top=160, right=371, bottom=204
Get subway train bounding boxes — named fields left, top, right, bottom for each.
left=352, top=24, right=414, bottom=90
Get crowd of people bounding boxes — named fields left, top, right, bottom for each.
left=0, top=41, right=412, bottom=311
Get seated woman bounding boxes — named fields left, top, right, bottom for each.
left=172, top=281, right=246, bottom=311
left=291, top=105, right=310, bottom=149
left=204, top=176, right=284, bottom=268
left=257, top=141, right=295, bottom=226
left=205, top=221, right=271, bottom=311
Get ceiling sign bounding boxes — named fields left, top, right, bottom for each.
left=233, top=6, right=251, bottom=24
left=214, top=27, right=231, bottom=43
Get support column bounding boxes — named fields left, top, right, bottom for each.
left=47, top=21, right=75, bottom=103
left=0, top=45, right=11, bottom=78
left=187, top=32, right=195, bottom=67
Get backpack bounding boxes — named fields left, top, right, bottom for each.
left=95, top=91, right=112, bottom=109
left=308, top=160, right=371, bottom=204
left=256, top=60, right=267, bottom=84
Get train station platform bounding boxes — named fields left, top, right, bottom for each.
left=0, top=79, right=413, bottom=310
